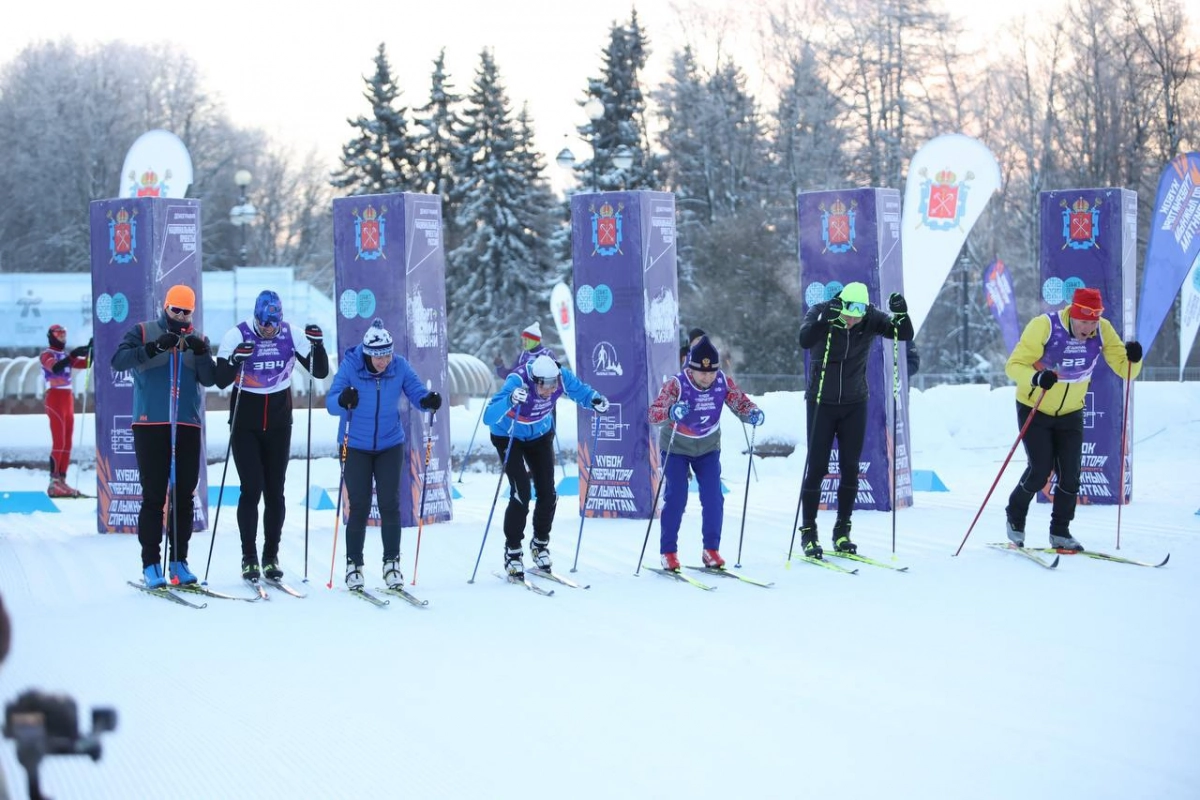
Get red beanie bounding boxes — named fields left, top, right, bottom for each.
left=1069, top=287, right=1104, bottom=320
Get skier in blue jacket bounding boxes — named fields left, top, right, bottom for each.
left=325, top=318, right=441, bottom=590
left=484, top=354, right=608, bottom=579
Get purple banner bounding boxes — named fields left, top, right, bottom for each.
left=572, top=191, right=678, bottom=519
left=89, top=198, right=208, bottom=533
left=983, top=258, right=1022, bottom=354
left=1136, top=153, right=1200, bottom=354
left=797, top=188, right=912, bottom=512
left=1037, top=188, right=1137, bottom=505
left=332, top=192, right=452, bottom=527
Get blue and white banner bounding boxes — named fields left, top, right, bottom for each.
left=983, top=258, right=1021, bottom=354
left=1136, top=153, right=1200, bottom=354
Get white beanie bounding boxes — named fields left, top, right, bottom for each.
left=362, top=318, right=393, bottom=357
left=530, top=354, right=560, bottom=384
left=521, top=322, right=542, bottom=342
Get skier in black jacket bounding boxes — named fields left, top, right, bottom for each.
left=797, top=281, right=913, bottom=557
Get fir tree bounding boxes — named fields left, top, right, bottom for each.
left=412, top=49, right=465, bottom=253
left=448, top=50, right=555, bottom=358
left=331, top=43, right=417, bottom=195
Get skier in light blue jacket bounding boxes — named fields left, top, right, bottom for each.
left=326, top=318, right=441, bottom=590
left=484, top=354, right=607, bottom=579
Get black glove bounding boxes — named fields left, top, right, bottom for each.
left=819, top=298, right=843, bottom=322
left=1033, top=370, right=1058, bottom=390
left=230, top=341, right=255, bottom=366
left=338, top=386, right=359, bottom=410
left=147, top=332, right=180, bottom=357
left=1124, top=341, right=1142, bottom=364
left=304, top=324, right=323, bottom=344
left=889, top=293, right=907, bottom=314
left=184, top=334, right=209, bottom=355
left=419, top=391, right=442, bottom=411
left=69, top=344, right=90, bottom=359
left=51, top=357, right=69, bottom=374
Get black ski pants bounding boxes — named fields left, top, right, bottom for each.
left=342, top=443, right=403, bottom=565
left=801, top=399, right=867, bottom=528
left=491, top=430, right=557, bottom=550
left=230, top=424, right=292, bottom=563
left=133, top=424, right=202, bottom=567
left=1006, top=403, right=1084, bottom=534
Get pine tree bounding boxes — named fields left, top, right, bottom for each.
left=412, top=49, right=465, bottom=253
left=448, top=50, right=555, bottom=357
left=576, top=11, right=657, bottom=192
left=331, top=43, right=417, bottom=195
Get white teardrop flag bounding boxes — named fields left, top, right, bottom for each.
left=901, top=134, right=1002, bottom=336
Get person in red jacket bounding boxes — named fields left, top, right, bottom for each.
left=39, top=324, right=91, bottom=497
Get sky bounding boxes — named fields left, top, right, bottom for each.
left=0, top=1, right=1042, bottom=194
left=0, top=382, right=1198, bottom=798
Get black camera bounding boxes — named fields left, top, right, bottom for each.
left=3, top=690, right=116, bottom=800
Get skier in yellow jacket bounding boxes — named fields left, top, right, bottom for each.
left=1003, top=287, right=1142, bottom=551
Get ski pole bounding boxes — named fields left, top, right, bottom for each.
left=953, top=388, right=1047, bottom=556
left=456, top=399, right=487, bottom=482
left=570, top=410, right=603, bottom=572
left=202, top=366, right=245, bottom=584
left=734, top=420, right=758, bottom=568
left=635, top=422, right=678, bottom=576
left=325, top=414, right=352, bottom=589
left=163, top=348, right=181, bottom=577
left=304, top=367, right=314, bottom=580
left=740, top=421, right=758, bottom=482
left=891, top=336, right=899, bottom=556
left=469, top=414, right=517, bottom=583
left=411, top=407, right=436, bottom=586
left=788, top=324, right=832, bottom=563
left=1116, top=361, right=1133, bottom=550
left=71, top=352, right=93, bottom=493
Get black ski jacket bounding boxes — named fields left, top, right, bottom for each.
left=798, top=302, right=914, bottom=405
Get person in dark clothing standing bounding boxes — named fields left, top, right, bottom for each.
left=111, top=284, right=216, bottom=588
left=797, top=281, right=913, bottom=557
left=214, top=290, right=329, bottom=582
left=325, top=319, right=441, bottom=590
left=40, top=324, right=92, bottom=497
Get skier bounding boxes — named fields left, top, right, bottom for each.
left=493, top=321, right=552, bottom=378
left=483, top=354, right=608, bottom=579
left=679, top=327, right=706, bottom=368
left=39, top=324, right=91, bottom=497
left=214, top=289, right=329, bottom=582
left=325, top=318, right=441, bottom=590
left=648, top=336, right=764, bottom=571
left=1003, top=287, right=1142, bottom=551
left=797, top=282, right=913, bottom=557
left=110, top=284, right=216, bottom=588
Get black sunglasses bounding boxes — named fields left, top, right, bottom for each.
left=167, top=305, right=193, bottom=316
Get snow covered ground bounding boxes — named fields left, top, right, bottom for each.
left=0, top=383, right=1197, bottom=799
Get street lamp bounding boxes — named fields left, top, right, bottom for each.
left=229, top=169, right=257, bottom=267
left=555, top=98, right=636, bottom=192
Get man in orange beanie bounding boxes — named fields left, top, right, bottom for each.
left=111, top=283, right=216, bottom=589
left=1003, top=286, right=1143, bottom=552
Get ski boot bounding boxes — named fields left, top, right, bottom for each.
left=345, top=560, right=365, bottom=590
left=382, top=557, right=404, bottom=589
left=241, top=558, right=261, bottom=581
left=660, top=552, right=681, bottom=572
left=169, top=560, right=198, bottom=585
left=702, top=549, right=726, bottom=568
left=799, top=524, right=822, bottom=558
left=832, top=518, right=857, bottom=554
left=504, top=547, right=525, bottom=581
left=530, top=537, right=552, bottom=570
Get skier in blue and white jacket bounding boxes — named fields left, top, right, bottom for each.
left=483, top=354, right=608, bottom=579
left=325, top=318, right=441, bottom=591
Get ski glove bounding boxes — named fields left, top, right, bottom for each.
left=591, top=395, right=610, bottom=413
left=184, top=334, right=209, bottom=355
left=230, top=341, right=255, bottom=366
left=1032, top=370, right=1058, bottom=390
left=1124, top=341, right=1143, bottom=363
left=338, top=386, right=359, bottom=410
left=746, top=409, right=765, bottom=427
left=668, top=402, right=689, bottom=423
left=419, top=391, right=442, bottom=411
left=511, top=386, right=529, bottom=405
left=819, top=298, right=843, bottom=323
left=888, top=293, right=907, bottom=313
left=147, top=333, right=180, bottom=357
left=304, top=324, right=323, bottom=344
left=69, top=343, right=90, bottom=359
left=51, top=357, right=69, bottom=374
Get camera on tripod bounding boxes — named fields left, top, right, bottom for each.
left=3, top=690, right=117, bottom=800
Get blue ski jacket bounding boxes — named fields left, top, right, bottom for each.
left=484, top=361, right=600, bottom=441
left=325, top=344, right=433, bottom=452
